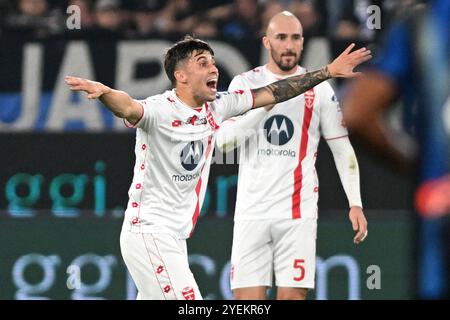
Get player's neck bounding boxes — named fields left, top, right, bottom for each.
left=174, top=88, right=203, bottom=109
left=266, top=62, right=299, bottom=77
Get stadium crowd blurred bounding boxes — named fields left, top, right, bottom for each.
left=0, top=0, right=422, bottom=43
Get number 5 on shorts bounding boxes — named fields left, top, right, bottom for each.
left=293, top=259, right=305, bottom=281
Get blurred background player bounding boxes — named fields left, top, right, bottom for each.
left=343, top=0, right=450, bottom=299
left=216, top=11, right=368, bottom=300
left=65, top=36, right=371, bottom=299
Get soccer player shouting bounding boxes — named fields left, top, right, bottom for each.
left=65, top=35, right=370, bottom=300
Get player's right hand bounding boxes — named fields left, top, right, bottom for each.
left=65, top=76, right=110, bottom=99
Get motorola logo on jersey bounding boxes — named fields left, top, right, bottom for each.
left=264, top=115, right=294, bottom=146
left=180, top=140, right=204, bottom=171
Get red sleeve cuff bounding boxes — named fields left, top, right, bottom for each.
left=250, top=90, right=255, bottom=109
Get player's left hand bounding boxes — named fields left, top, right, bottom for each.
left=349, top=206, right=368, bottom=244
left=327, top=43, right=372, bottom=78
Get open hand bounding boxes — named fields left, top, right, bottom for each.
left=65, top=76, right=109, bottom=99
left=328, top=44, right=372, bottom=78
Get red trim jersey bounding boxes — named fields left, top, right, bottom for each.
left=228, top=65, right=348, bottom=220
left=124, top=89, right=253, bottom=239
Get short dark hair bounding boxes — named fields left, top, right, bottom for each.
left=164, top=35, right=215, bottom=85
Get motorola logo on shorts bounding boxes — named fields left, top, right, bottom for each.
left=264, top=115, right=294, bottom=145
left=180, top=140, right=204, bottom=171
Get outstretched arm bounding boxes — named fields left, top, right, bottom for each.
left=251, top=44, right=372, bottom=109
left=64, top=76, right=143, bottom=125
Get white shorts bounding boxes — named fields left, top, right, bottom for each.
left=230, top=218, right=317, bottom=290
left=120, top=229, right=202, bottom=300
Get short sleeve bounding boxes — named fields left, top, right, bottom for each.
left=213, top=89, right=255, bottom=122
left=319, top=82, right=349, bottom=140
left=228, top=75, right=250, bottom=91
left=124, top=96, right=158, bottom=131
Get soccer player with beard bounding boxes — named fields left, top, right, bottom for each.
left=217, top=12, right=368, bottom=300
left=65, top=34, right=370, bottom=300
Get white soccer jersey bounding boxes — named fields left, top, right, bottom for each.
left=228, top=65, right=348, bottom=220
left=123, top=89, right=253, bottom=239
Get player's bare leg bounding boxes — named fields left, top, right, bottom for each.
left=276, top=287, right=308, bottom=300
left=233, top=286, right=268, bottom=300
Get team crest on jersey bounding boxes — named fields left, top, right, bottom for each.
left=182, top=287, right=195, bottom=300
left=304, top=90, right=315, bottom=109
left=187, top=115, right=207, bottom=126
left=180, top=140, right=204, bottom=171
left=263, top=115, right=294, bottom=146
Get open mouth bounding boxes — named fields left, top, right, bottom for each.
left=206, top=79, right=217, bottom=91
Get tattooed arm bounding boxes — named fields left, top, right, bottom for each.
left=252, top=66, right=331, bottom=108
left=252, top=44, right=372, bottom=110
